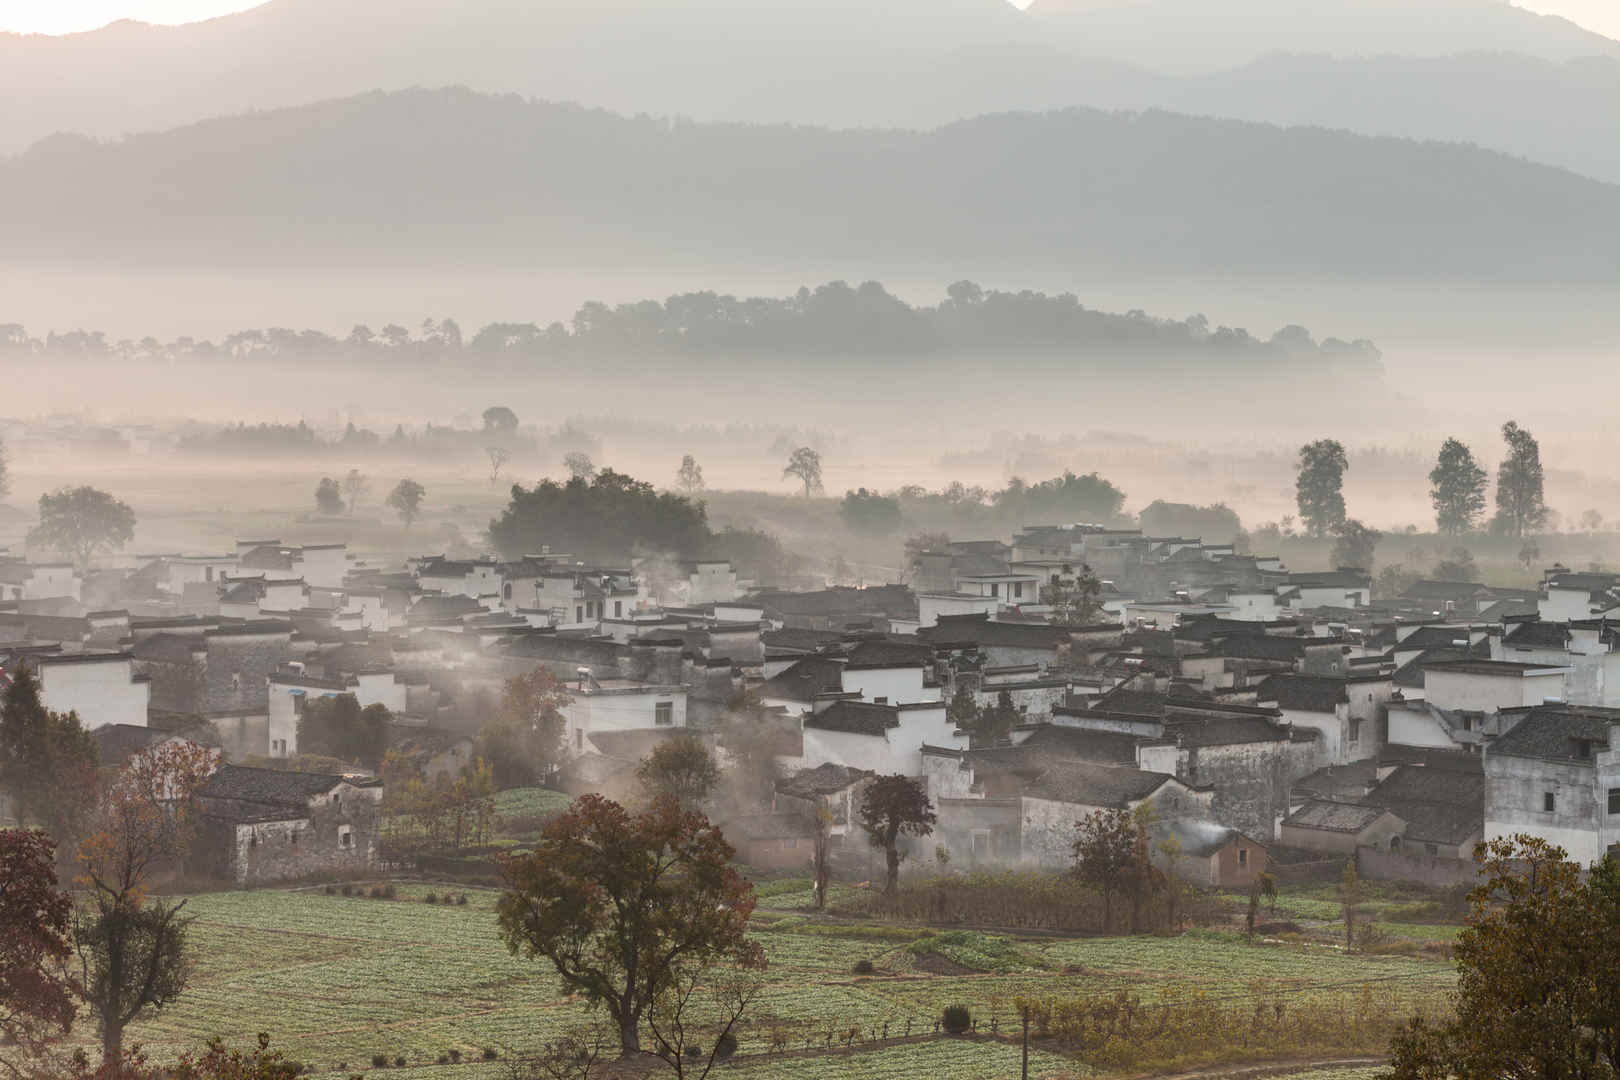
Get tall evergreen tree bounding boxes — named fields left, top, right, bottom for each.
left=1493, top=421, right=1547, bottom=539
left=1428, top=437, right=1488, bottom=535
left=1295, top=440, right=1348, bottom=537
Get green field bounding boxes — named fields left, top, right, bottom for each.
left=117, top=883, right=1448, bottom=1079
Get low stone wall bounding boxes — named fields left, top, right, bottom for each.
left=1356, top=845, right=1483, bottom=888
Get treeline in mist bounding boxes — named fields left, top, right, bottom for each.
left=0, top=280, right=1380, bottom=370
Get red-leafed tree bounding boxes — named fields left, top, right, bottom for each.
left=73, top=742, right=212, bottom=1066
left=496, top=795, right=763, bottom=1058
left=0, top=829, right=78, bottom=1076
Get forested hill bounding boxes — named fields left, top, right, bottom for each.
left=2, top=281, right=1378, bottom=374
left=4, top=88, right=1619, bottom=280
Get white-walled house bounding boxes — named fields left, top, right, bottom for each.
left=562, top=679, right=687, bottom=756
left=1424, top=660, right=1568, bottom=714
left=796, top=699, right=961, bottom=776
left=1483, top=705, right=1620, bottom=865
left=917, top=592, right=1001, bottom=629
left=0, top=561, right=81, bottom=602
left=683, top=560, right=739, bottom=605
left=22, top=651, right=151, bottom=730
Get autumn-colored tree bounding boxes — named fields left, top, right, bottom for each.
left=0, top=830, right=78, bottom=1075
left=1071, top=807, right=1153, bottom=933
left=1389, top=836, right=1620, bottom=1079
left=635, top=736, right=720, bottom=811
left=0, top=664, right=100, bottom=855
left=857, top=775, right=937, bottom=895
left=496, top=795, right=763, bottom=1058
left=74, top=748, right=205, bottom=1064
left=477, top=668, right=571, bottom=789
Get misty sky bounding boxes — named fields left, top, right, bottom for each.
left=4, top=0, right=1618, bottom=39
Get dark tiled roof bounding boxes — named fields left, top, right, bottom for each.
left=91, top=724, right=172, bottom=767
left=1401, top=580, right=1491, bottom=601
left=761, top=628, right=846, bottom=652
left=758, top=656, right=846, bottom=703
left=1283, top=799, right=1388, bottom=833
left=1165, top=715, right=1291, bottom=747
left=1391, top=648, right=1470, bottom=689
left=1211, top=635, right=1308, bottom=662
left=1501, top=620, right=1571, bottom=650
left=1364, top=766, right=1484, bottom=846
left=842, top=639, right=933, bottom=670
left=804, top=700, right=899, bottom=736
left=1379, top=745, right=1483, bottom=773
left=1020, top=761, right=1177, bottom=808
left=1489, top=706, right=1617, bottom=763
left=775, top=762, right=873, bottom=798
left=199, top=764, right=348, bottom=806
left=1424, top=660, right=1563, bottom=676
left=918, top=615, right=1070, bottom=650
left=751, top=585, right=917, bottom=620
left=1255, top=674, right=1348, bottom=713
left=1397, top=626, right=1482, bottom=652
left=1018, top=724, right=1144, bottom=766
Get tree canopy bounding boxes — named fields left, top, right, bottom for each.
left=839, top=488, right=902, bottom=535
left=1388, top=835, right=1620, bottom=1079
left=857, top=775, right=937, bottom=895
left=0, top=829, right=77, bottom=1073
left=1295, top=440, right=1348, bottom=537
left=28, top=486, right=136, bottom=570
left=295, top=695, right=392, bottom=770
left=495, top=795, right=763, bottom=1057
left=1493, top=421, right=1547, bottom=539
left=1429, top=437, right=1487, bottom=535
left=488, top=469, right=711, bottom=561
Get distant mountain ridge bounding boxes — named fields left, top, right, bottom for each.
left=3, top=0, right=1620, bottom=183
left=4, top=87, right=1616, bottom=281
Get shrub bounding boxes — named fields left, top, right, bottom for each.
left=370, top=1055, right=387, bottom=1069
left=369, top=887, right=383, bottom=899
left=684, top=1045, right=702, bottom=1062
left=852, top=959, right=876, bottom=975
left=481, top=1049, right=498, bottom=1061
left=436, top=1056, right=449, bottom=1066
left=341, top=884, right=354, bottom=897
left=942, top=1005, right=972, bottom=1034
left=393, top=1057, right=406, bottom=1068
left=713, top=1033, right=738, bottom=1062
left=324, top=885, right=336, bottom=895
left=448, top=1050, right=461, bottom=1064
left=457, top=893, right=469, bottom=906
left=425, top=893, right=439, bottom=904
left=382, top=884, right=397, bottom=899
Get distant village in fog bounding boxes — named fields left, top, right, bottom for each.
left=6, top=503, right=1618, bottom=888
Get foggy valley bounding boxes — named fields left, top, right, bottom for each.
left=3, top=2, right=1620, bottom=1080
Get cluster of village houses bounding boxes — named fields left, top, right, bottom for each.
left=4, top=523, right=1620, bottom=892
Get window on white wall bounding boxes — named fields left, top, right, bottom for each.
left=655, top=702, right=674, bottom=726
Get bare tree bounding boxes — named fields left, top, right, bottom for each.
left=646, top=966, right=762, bottom=1079
left=341, top=469, right=368, bottom=514
left=487, top=446, right=512, bottom=486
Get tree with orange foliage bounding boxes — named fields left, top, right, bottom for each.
left=0, top=829, right=78, bottom=1078
left=476, top=667, right=571, bottom=789
left=73, top=741, right=213, bottom=1066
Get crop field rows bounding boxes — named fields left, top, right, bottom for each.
left=120, top=888, right=1452, bottom=1080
